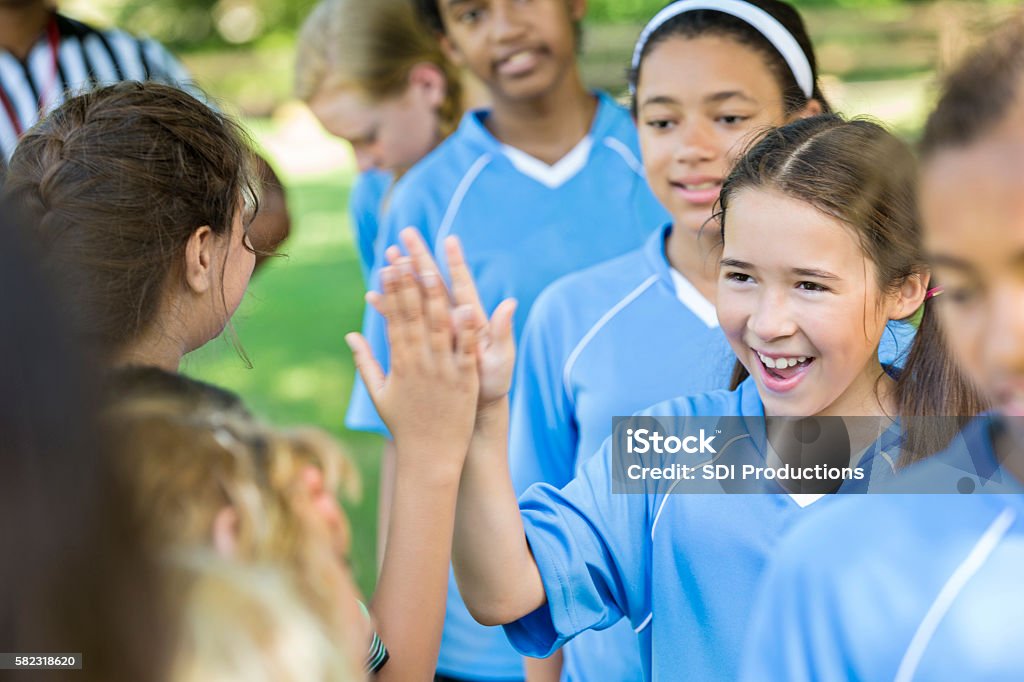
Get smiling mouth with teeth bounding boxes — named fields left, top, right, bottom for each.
left=756, top=351, right=814, bottom=379
left=681, top=181, right=720, bottom=190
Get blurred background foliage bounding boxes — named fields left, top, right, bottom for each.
left=63, top=0, right=1016, bottom=116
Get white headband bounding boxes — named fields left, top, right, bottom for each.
left=630, top=0, right=814, bottom=99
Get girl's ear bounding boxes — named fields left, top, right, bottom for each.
left=212, top=505, right=240, bottom=557
left=408, top=62, right=447, bottom=109
left=889, top=271, right=929, bottom=321
left=184, top=225, right=216, bottom=294
left=789, top=98, right=824, bottom=123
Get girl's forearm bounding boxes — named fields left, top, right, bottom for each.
left=372, top=446, right=463, bottom=682
left=452, top=398, right=547, bottom=626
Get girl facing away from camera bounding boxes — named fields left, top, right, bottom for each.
left=106, top=362, right=484, bottom=681
left=104, top=389, right=371, bottom=678
left=295, top=0, right=466, bottom=280
left=348, top=113, right=984, bottom=681
left=2, top=81, right=259, bottom=372
left=739, top=18, right=1024, bottom=682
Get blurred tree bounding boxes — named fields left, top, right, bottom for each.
left=112, top=0, right=320, bottom=49
left=106, top=0, right=1010, bottom=52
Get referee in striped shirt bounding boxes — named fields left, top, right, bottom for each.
left=0, top=0, right=290, bottom=260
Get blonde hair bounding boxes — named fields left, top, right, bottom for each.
left=295, top=0, right=463, bottom=138
left=105, top=389, right=362, bottom=650
left=169, top=551, right=359, bottom=682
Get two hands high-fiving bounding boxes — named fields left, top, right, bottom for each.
left=345, top=228, right=518, bottom=472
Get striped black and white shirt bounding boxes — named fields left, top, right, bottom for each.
left=0, top=13, right=201, bottom=163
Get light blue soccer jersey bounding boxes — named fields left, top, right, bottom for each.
left=739, top=416, right=1024, bottom=682
left=507, top=224, right=918, bottom=681
left=346, top=93, right=667, bottom=680
left=503, top=378, right=905, bottom=682
left=509, top=223, right=734, bottom=681
left=348, top=169, right=392, bottom=282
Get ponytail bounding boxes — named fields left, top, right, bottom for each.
left=894, top=298, right=987, bottom=465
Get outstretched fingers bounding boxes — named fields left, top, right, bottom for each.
left=453, top=305, right=481, bottom=377
left=489, top=298, right=518, bottom=353
left=345, top=332, right=385, bottom=397
left=392, top=258, right=431, bottom=368
left=445, top=236, right=486, bottom=319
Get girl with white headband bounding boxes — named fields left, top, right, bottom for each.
left=505, top=2, right=909, bottom=678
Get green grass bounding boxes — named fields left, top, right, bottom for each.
left=182, top=166, right=384, bottom=596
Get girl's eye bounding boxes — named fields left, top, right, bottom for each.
left=717, top=115, right=750, bottom=126
left=725, top=271, right=753, bottom=284
left=645, top=119, right=675, bottom=130
left=458, top=8, right=484, bottom=23
left=944, top=287, right=977, bottom=306
left=796, top=281, right=828, bottom=292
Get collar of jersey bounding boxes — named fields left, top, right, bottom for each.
left=458, top=91, right=619, bottom=189
left=644, top=223, right=719, bottom=328
left=948, top=414, right=1024, bottom=494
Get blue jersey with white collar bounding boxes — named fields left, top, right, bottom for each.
left=347, top=92, right=667, bottom=437
left=346, top=92, right=667, bottom=680
left=510, top=223, right=734, bottom=491
left=503, top=378, right=905, bottom=682
left=507, top=223, right=918, bottom=680
left=740, top=416, right=1024, bottom=682
left=509, top=223, right=734, bottom=681
left=348, top=169, right=392, bottom=282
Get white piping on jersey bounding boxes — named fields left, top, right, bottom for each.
left=650, top=434, right=753, bottom=539
left=669, top=268, right=719, bottom=328
left=642, top=431, right=753, bottom=636
left=562, top=274, right=659, bottom=409
left=603, top=137, right=646, bottom=179
left=432, top=153, right=493, bottom=262
left=879, top=450, right=897, bottom=473
left=501, top=135, right=593, bottom=189
left=894, top=506, right=1017, bottom=682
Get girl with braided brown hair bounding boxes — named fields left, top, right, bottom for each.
left=2, top=80, right=259, bottom=371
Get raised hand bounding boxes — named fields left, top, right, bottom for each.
left=387, top=228, right=517, bottom=410
left=346, top=256, right=480, bottom=471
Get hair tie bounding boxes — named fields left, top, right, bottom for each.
left=630, top=0, right=814, bottom=99
left=925, top=286, right=944, bottom=301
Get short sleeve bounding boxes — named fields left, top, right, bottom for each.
left=503, top=435, right=651, bottom=657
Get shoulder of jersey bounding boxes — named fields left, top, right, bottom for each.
left=524, top=247, right=654, bottom=341
left=629, top=383, right=740, bottom=423
left=389, top=128, right=484, bottom=204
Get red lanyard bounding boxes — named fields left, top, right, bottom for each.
left=0, top=14, right=61, bottom=138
